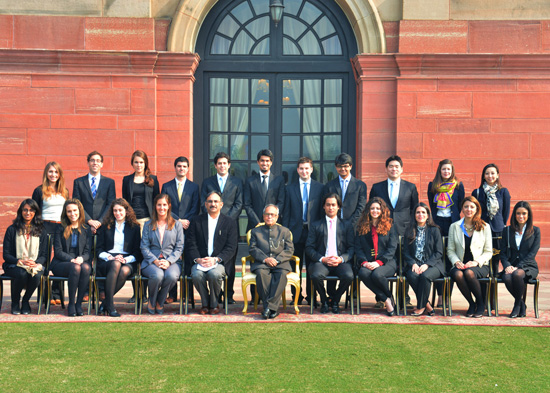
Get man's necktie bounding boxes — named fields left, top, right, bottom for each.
left=91, top=177, right=97, bottom=199
left=302, top=183, right=309, bottom=222
left=177, top=182, right=183, bottom=202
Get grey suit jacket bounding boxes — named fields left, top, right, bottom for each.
left=140, top=219, right=184, bottom=268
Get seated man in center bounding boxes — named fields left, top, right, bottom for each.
left=186, top=191, right=239, bottom=315
left=249, top=204, right=294, bottom=319
left=306, top=193, right=355, bottom=314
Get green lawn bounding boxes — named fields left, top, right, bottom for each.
left=0, top=323, right=548, bottom=392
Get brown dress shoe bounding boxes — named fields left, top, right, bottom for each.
left=82, top=295, right=89, bottom=302
left=165, top=297, right=175, bottom=304
left=210, top=306, right=221, bottom=315
left=199, top=307, right=209, bottom=315
left=99, top=292, right=106, bottom=301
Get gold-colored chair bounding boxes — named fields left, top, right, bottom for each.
left=241, top=223, right=301, bottom=315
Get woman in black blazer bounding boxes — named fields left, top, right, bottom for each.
left=122, top=150, right=160, bottom=231
left=122, top=150, right=159, bottom=303
left=403, top=203, right=443, bottom=316
left=500, top=201, right=540, bottom=318
left=472, top=163, right=511, bottom=274
left=96, top=198, right=142, bottom=317
left=355, top=197, right=399, bottom=316
left=50, top=199, right=92, bottom=317
left=427, top=159, right=465, bottom=236
left=2, top=199, right=47, bottom=314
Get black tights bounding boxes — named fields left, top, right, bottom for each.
left=502, top=269, right=526, bottom=305
left=451, top=268, right=484, bottom=311
left=103, top=261, right=132, bottom=311
left=51, top=262, right=91, bottom=311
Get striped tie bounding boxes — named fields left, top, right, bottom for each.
left=91, top=177, right=97, bottom=199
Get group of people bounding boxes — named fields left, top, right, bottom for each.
left=2, top=149, right=541, bottom=320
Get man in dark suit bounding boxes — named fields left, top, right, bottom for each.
left=369, top=155, right=419, bottom=307
left=73, top=151, right=116, bottom=235
left=161, top=156, right=200, bottom=302
left=322, top=153, right=367, bottom=228
left=306, top=193, right=355, bottom=314
left=244, top=149, right=285, bottom=232
left=200, top=152, right=243, bottom=304
left=282, top=156, right=324, bottom=305
left=72, top=151, right=116, bottom=301
left=187, top=191, right=239, bottom=315
left=249, top=204, right=294, bottom=319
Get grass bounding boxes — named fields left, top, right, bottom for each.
left=0, top=323, right=548, bottom=392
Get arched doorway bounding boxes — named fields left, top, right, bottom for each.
left=193, top=0, right=359, bottom=184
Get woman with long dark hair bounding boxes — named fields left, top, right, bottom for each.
left=2, top=199, right=47, bottom=314
left=50, top=199, right=92, bottom=317
left=500, top=201, right=540, bottom=318
left=447, top=196, right=493, bottom=318
left=403, top=203, right=443, bottom=316
left=32, top=161, right=69, bottom=306
left=141, top=194, right=184, bottom=314
left=96, top=198, right=142, bottom=317
left=355, top=197, right=399, bottom=316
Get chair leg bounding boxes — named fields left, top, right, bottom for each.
left=356, top=277, right=360, bottom=315
left=441, top=279, right=447, bottom=317
left=350, top=280, right=354, bottom=315
left=46, top=279, right=52, bottom=315
left=292, top=284, right=300, bottom=315
left=242, top=283, right=249, bottom=315
left=448, top=278, right=452, bottom=317
left=534, top=280, right=540, bottom=319
left=224, top=276, right=228, bottom=315
left=88, top=278, right=93, bottom=315
left=183, top=278, right=187, bottom=315
left=0, top=280, right=4, bottom=314
left=310, top=279, right=315, bottom=315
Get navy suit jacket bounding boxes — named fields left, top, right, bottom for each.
left=473, top=187, right=511, bottom=233
left=96, top=222, right=142, bottom=263
left=122, top=174, right=160, bottom=218
left=244, top=172, right=285, bottom=231
left=282, top=179, right=324, bottom=243
left=355, top=225, right=399, bottom=271
left=161, top=179, right=200, bottom=222
left=305, top=217, right=355, bottom=264
left=369, top=179, right=419, bottom=237
left=323, top=176, right=367, bottom=227
left=73, top=174, right=116, bottom=223
left=185, top=213, right=239, bottom=265
left=427, top=181, right=465, bottom=228
left=51, top=225, right=92, bottom=269
left=500, top=225, right=540, bottom=278
left=402, top=225, right=444, bottom=275
left=200, top=175, right=243, bottom=221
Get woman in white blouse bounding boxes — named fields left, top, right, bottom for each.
left=447, top=196, right=493, bottom=318
left=32, top=161, right=69, bottom=306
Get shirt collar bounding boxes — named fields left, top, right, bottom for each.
left=88, top=173, right=100, bottom=181
left=339, top=175, right=351, bottom=182
left=260, top=171, right=271, bottom=179
left=299, top=178, right=310, bottom=186
left=175, top=177, right=186, bottom=186
left=387, top=178, right=401, bottom=186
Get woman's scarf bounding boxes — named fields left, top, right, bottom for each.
left=433, top=181, right=457, bottom=209
left=483, top=182, right=499, bottom=220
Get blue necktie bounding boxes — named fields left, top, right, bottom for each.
left=390, top=182, right=397, bottom=209
left=302, top=183, right=309, bottom=222
left=91, top=177, right=97, bottom=199
left=219, top=176, right=225, bottom=193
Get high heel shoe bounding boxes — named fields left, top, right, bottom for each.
left=466, top=303, right=476, bottom=318
left=426, top=302, right=435, bottom=316
left=519, top=301, right=527, bottom=318
left=67, top=304, right=76, bottom=317
left=75, top=303, right=84, bottom=317
left=98, top=303, right=105, bottom=314
left=385, top=297, right=396, bottom=317
left=509, top=302, right=521, bottom=318
left=411, top=308, right=425, bottom=316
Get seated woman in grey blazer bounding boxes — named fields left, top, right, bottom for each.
left=500, top=201, right=540, bottom=318
left=447, top=196, right=493, bottom=318
left=141, top=194, right=184, bottom=314
left=404, top=203, right=443, bottom=316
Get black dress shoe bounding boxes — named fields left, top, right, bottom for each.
left=466, top=303, right=476, bottom=318
left=227, top=297, right=236, bottom=305
left=68, top=304, right=76, bottom=317
left=332, top=304, right=340, bottom=314
left=269, top=310, right=279, bottom=319
left=127, top=296, right=136, bottom=304
left=519, top=301, right=527, bottom=318
left=320, top=302, right=330, bottom=313
left=75, top=304, right=84, bottom=317
left=99, top=303, right=105, bottom=314
left=108, top=309, right=121, bottom=317
left=21, top=301, right=31, bottom=315
left=11, top=303, right=21, bottom=315
left=262, top=308, right=270, bottom=319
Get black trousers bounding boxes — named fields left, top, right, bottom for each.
left=4, top=265, right=43, bottom=305
left=359, top=264, right=396, bottom=302
left=406, top=267, right=441, bottom=309
left=309, top=262, right=353, bottom=304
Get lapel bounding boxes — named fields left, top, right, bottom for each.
left=83, top=175, right=93, bottom=199
left=94, top=174, right=105, bottom=199
left=214, top=176, right=222, bottom=194
left=258, top=174, right=267, bottom=201
left=127, top=176, right=134, bottom=200
left=381, top=181, right=391, bottom=206
left=293, top=183, right=303, bottom=214
left=322, top=218, right=328, bottom=248
left=200, top=215, right=209, bottom=250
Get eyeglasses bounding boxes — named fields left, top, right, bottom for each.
left=206, top=200, right=220, bottom=204
left=264, top=213, right=278, bottom=217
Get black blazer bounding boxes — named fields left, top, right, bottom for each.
left=472, top=187, right=511, bottom=233
left=369, top=179, right=419, bottom=237
left=161, top=178, right=200, bottom=221
left=96, top=222, right=142, bottom=263
left=355, top=225, right=399, bottom=271
left=323, top=176, right=367, bottom=227
left=305, top=217, right=355, bottom=263
left=200, top=175, right=243, bottom=221
left=122, top=174, right=160, bottom=218
left=500, top=226, right=540, bottom=279
left=244, top=172, right=285, bottom=231
left=402, top=225, right=444, bottom=275
left=73, top=174, right=116, bottom=223
left=427, top=181, right=465, bottom=226
left=282, top=180, right=324, bottom=243
left=51, top=224, right=92, bottom=269
left=185, top=213, right=239, bottom=265
left=31, top=185, right=69, bottom=212
left=2, top=225, right=48, bottom=269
